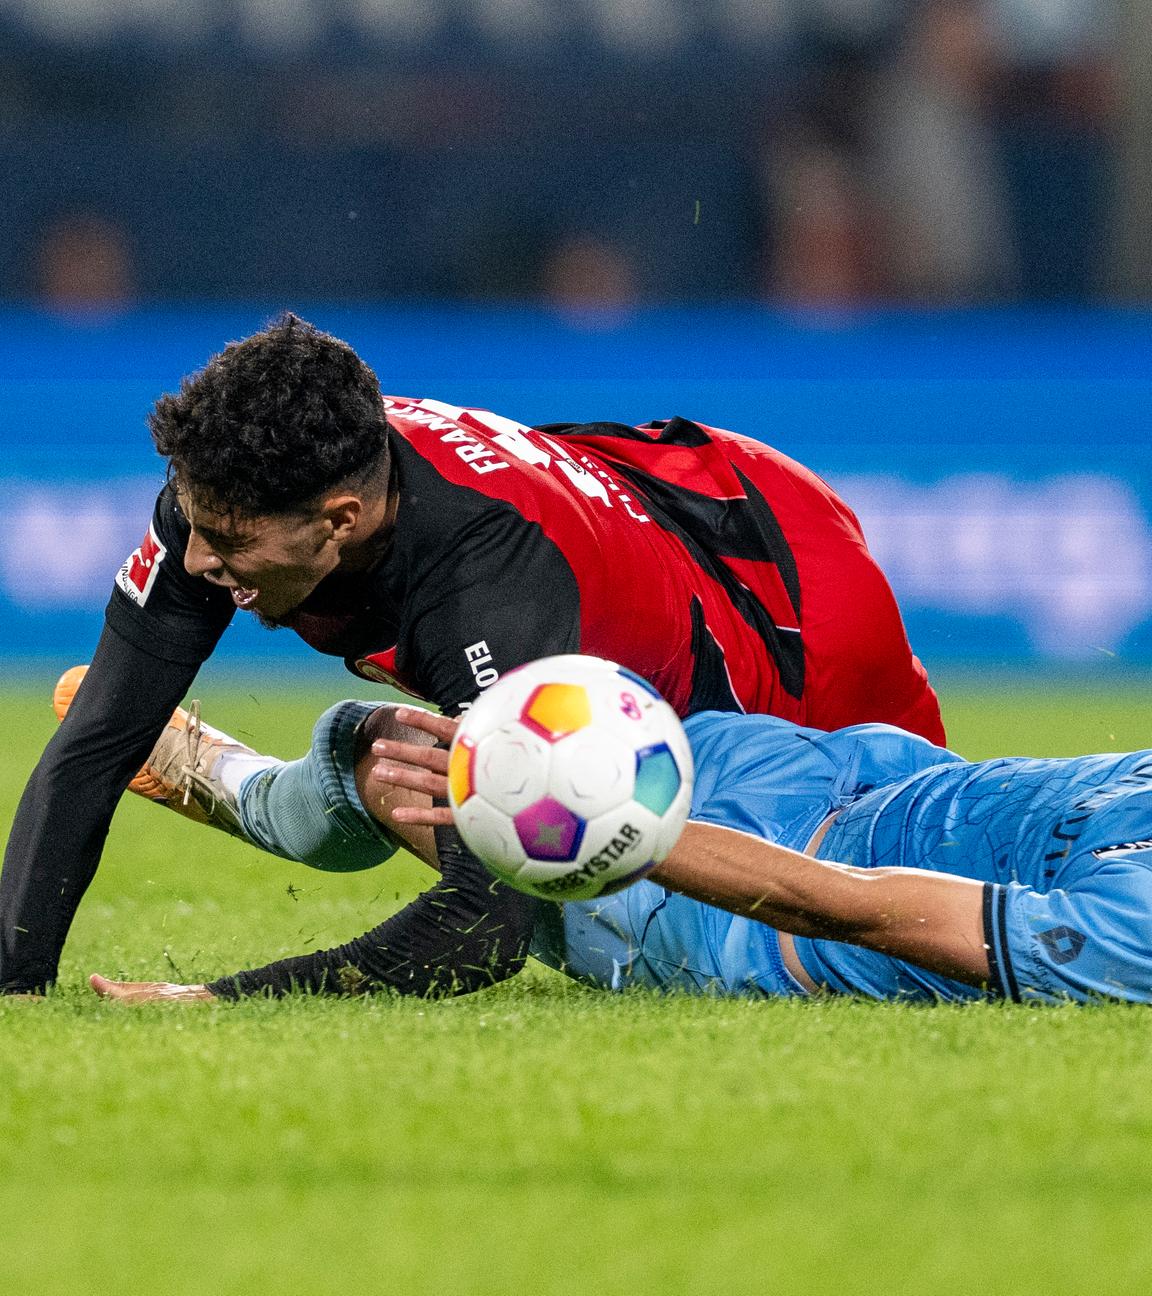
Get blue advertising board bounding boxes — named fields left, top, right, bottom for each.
left=1, top=305, right=1149, bottom=675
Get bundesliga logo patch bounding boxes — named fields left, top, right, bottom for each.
left=116, top=523, right=166, bottom=607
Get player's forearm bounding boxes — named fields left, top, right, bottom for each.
left=654, top=821, right=989, bottom=986
left=208, top=826, right=542, bottom=1000
left=1, top=743, right=140, bottom=992
left=206, top=899, right=532, bottom=1000
left=653, top=822, right=863, bottom=938
left=1, top=762, right=107, bottom=992
left=0, top=625, right=199, bottom=993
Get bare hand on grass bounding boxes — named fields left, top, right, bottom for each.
left=90, top=973, right=215, bottom=1003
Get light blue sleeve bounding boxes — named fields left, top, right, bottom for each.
left=985, top=852, right=1152, bottom=1004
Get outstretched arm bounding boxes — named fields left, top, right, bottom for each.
left=370, top=708, right=990, bottom=987
left=657, top=823, right=988, bottom=986
left=3, top=486, right=233, bottom=995
left=94, top=848, right=541, bottom=1003
left=202, top=823, right=541, bottom=999
left=93, top=808, right=542, bottom=1003
left=90, top=707, right=541, bottom=1004
left=2, top=625, right=203, bottom=994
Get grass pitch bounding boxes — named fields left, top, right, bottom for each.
left=2, top=675, right=1152, bottom=1295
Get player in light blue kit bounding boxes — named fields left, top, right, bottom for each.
left=551, top=712, right=1152, bottom=1005
left=85, top=682, right=1152, bottom=1007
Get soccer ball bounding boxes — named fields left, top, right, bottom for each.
left=447, top=655, right=694, bottom=901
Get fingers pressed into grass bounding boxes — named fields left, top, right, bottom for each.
left=89, top=973, right=215, bottom=1004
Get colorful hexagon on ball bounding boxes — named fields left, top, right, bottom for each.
left=447, top=736, right=476, bottom=806
left=520, top=683, right=593, bottom=743
left=446, top=654, right=695, bottom=902
left=632, top=743, right=682, bottom=816
left=513, top=796, right=586, bottom=861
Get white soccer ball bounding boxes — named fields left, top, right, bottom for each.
left=447, top=655, right=694, bottom=901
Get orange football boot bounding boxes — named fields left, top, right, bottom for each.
left=53, top=665, right=253, bottom=837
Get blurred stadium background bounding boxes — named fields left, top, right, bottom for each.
left=0, top=0, right=1148, bottom=679
left=4, top=10, right=1152, bottom=1295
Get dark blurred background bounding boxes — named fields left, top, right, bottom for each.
left=0, top=0, right=1135, bottom=313
left=1, top=0, right=1150, bottom=677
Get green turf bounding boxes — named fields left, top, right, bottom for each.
left=2, top=676, right=1152, bottom=1295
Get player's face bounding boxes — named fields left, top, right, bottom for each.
left=178, top=490, right=348, bottom=622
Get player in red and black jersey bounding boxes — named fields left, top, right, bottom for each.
left=0, top=314, right=941, bottom=996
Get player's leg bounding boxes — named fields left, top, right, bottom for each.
left=685, top=427, right=945, bottom=744
left=54, top=667, right=434, bottom=870
left=239, top=700, right=438, bottom=869
left=52, top=664, right=268, bottom=837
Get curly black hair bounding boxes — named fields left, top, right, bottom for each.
left=149, top=313, right=391, bottom=515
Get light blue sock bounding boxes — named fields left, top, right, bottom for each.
left=238, top=701, right=400, bottom=873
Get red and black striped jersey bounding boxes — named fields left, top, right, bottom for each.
left=261, top=397, right=941, bottom=739
left=1, top=396, right=941, bottom=995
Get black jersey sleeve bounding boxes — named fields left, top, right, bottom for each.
left=0, top=489, right=233, bottom=994
left=0, top=623, right=207, bottom=992
left=104, top=483, right=235, bottom=663
left=206, top=818, right=543, bottom=999
left=399, top=506, right=582, bottom=716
